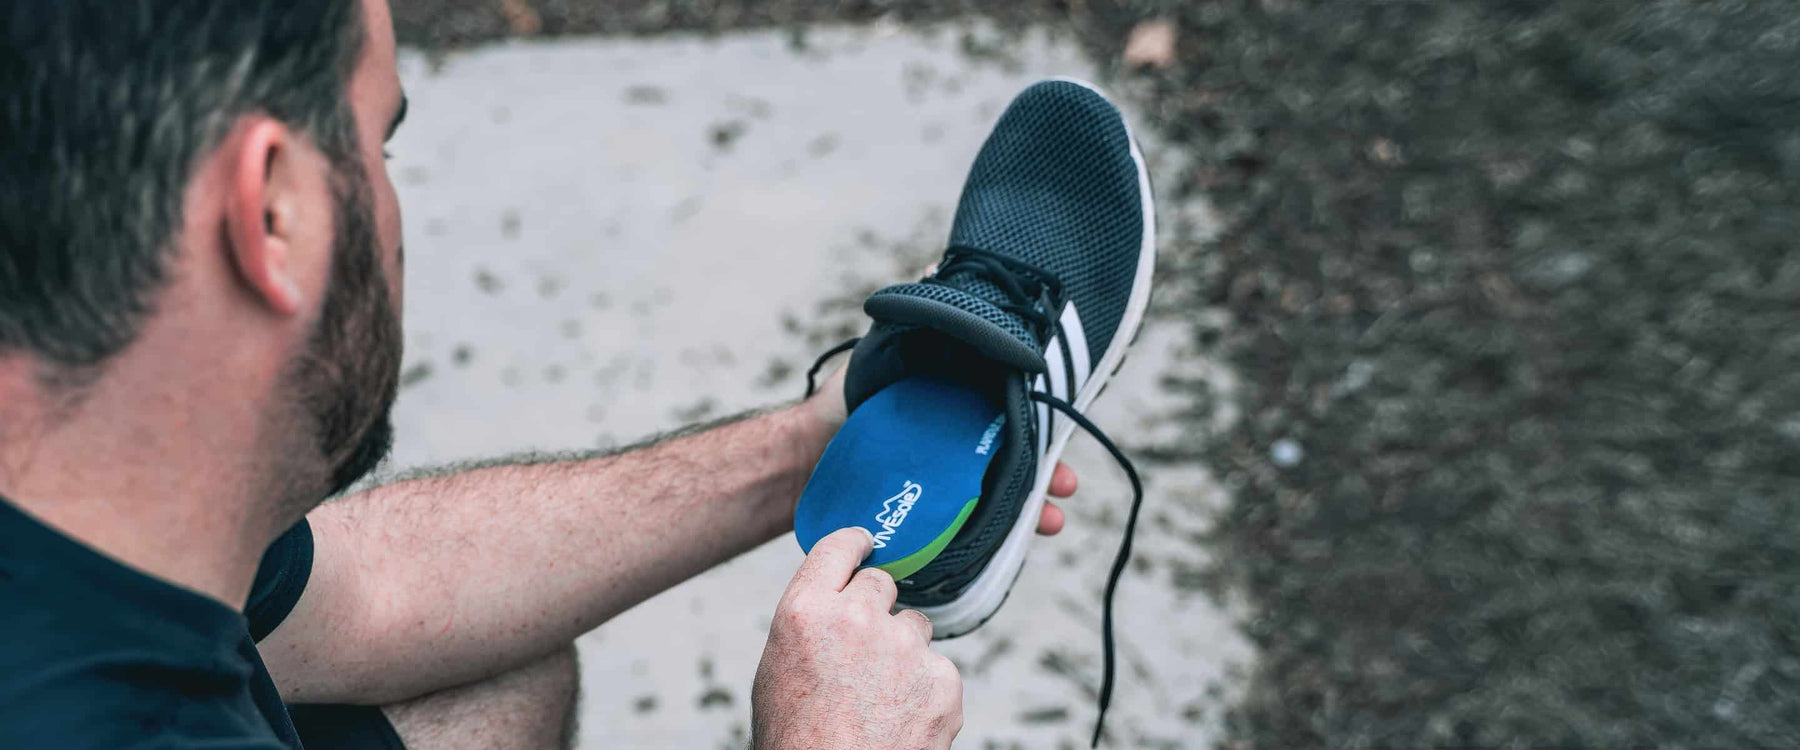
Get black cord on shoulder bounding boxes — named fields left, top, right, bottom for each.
left=1029, top=391, right=1145, bottom=748
left=804, top=337, right=861, bottom=398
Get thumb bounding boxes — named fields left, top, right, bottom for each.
left=786, top=527, right=875, bottom=596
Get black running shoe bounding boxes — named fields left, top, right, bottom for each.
left=805, top=77, right=1155, bottom=746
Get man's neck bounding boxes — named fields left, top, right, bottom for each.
left=0, top=360, right=288, bottom=610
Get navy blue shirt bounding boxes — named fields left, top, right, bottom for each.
left=0, top=495, right=314, bottom=748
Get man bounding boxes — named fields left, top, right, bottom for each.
left=0, top=0, right=1080, bottom=747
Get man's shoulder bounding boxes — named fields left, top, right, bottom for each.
left=0, top=497, right=297, bottom=749
left=0, top=659, right=288, bottom=749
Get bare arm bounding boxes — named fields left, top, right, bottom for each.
left=258, top=397, right=837, bottom=705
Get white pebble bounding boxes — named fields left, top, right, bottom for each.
left=1271, top=438, right=1304, bottom=467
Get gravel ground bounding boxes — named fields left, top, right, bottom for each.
left=393, top=1, right=1800, bottom=747
left=1142, top=3, right=1800, bottom=747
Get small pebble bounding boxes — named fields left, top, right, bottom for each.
left=1271, top=438, right=1304, bottom=467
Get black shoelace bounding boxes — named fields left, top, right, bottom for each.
left=804, top=249, right=1145, bottom=748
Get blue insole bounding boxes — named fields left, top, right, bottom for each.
left=794, top=376, right=1005, bottom=580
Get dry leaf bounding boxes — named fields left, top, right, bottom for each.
left=1123, top=19, right=1177, bottom=70
left=500, top=0, right=542, bottom=36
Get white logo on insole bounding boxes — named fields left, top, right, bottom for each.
left=975, top=416, right=1004, bottom=456
left=872, top=481, right=923, bottom=550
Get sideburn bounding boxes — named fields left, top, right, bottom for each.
left=289, top=156, right=403, bottom=500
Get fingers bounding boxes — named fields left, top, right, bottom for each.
left=846, top=566, right=899, bottom=611
left=1038, top=462, right=1076, bottom=536
left=1036, top=501, right=1065, bottom=536
left=788, top=527, right=874, bottom=595
left=1049, top=461, right=1078, bottom=497
left=894, top=609, right=934, bottom=642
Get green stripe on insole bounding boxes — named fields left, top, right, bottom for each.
left=875, top=497, right=980, bottom=581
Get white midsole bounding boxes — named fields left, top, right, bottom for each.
left=916, top=76, right=1159, bottom=638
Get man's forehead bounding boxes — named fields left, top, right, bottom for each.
left=349, top=0, right=402, bottom=110
left=361, top=0, right=396, bottom=55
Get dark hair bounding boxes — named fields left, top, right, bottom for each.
left=0, top=0, right=366, bottom=376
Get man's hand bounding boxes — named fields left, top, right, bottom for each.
left=752, top=528, right=963, bottom=750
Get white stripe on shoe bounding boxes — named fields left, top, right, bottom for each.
left=1060, top=301, right=1091, bottom=392
left=1036, top=301, right=1089, bottom=456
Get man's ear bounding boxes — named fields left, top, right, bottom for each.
left=224, top=119, right=308, bottom=316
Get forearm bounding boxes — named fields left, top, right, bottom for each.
left=262, top=401, right=832, bottom=704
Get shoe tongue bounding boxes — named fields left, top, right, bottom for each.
left=842, top=282, right=1048, bottom=414
left=862, top=282, right=1047, bottom=373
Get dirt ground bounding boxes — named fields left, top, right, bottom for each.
left=392, top=1, right=1800, bottom=747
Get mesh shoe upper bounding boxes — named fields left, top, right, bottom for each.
left=940, top=79, right=1143, bottom=366
left=849, top=79, right=1145, bottom=410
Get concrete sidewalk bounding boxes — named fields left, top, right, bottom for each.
left=384, top=23, right=1244, bottom=748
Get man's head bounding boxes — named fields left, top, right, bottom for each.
left=1, top=0, right=409, bottom=510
